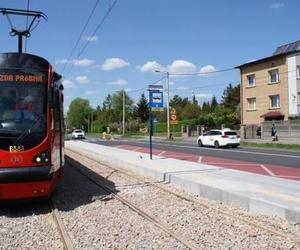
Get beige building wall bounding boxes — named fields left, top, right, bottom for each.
left=240, top=56, right=289, bottom=125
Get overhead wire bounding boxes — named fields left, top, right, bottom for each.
left=64, top=0, right=119, bottom=79
left=60, top=0, right=101, bottom=75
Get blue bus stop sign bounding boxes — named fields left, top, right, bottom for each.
left=149, top=90, right=163, bottom=109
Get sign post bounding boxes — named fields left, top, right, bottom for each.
left=148, top=85, right=164, bottom=160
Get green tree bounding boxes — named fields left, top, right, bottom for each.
left=111, top=90, right=134, bottom=123
left=210, top=96, right=218, bottom=112
left=67, top=98, right=93, bottom=131
left=133, top=93, right=149, bottom=122
left=221, top=83, right=240, bottom=111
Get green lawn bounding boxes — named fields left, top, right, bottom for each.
left=241, top=141, right=300, bottom=151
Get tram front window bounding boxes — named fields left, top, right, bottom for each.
left=0, top=82, right=47, bottom=151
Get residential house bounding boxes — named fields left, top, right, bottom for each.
left=236, top=40, right=300, bottom=138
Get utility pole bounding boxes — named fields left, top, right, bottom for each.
left=166, top=72, right=170, bottom=140
left=122, top=90, right=125, bottom=136
left=155, top=70, right=170, bottom=139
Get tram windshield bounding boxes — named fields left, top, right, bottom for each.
left=0, top=82, right=47, bottom=151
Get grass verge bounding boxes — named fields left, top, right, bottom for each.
left=241, top=141, right=300, bottom=151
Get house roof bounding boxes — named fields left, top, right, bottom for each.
left=236, top=40, right=300, bottom=69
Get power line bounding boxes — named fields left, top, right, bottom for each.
left=61, top=0, right=101, bottom=75
left=169, top=67, right=236, bottom=76
left=64, top=0, right=118, bottom=78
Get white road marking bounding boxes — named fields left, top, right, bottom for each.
left=158, top=151, right=166, bottom=156
left=260, top=164, right=275, bottom=176
left=197, top=156, right=202, bottom=163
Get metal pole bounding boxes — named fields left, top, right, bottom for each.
left=149, top=110, right=153, bottom=160
left=166, top=72, right=170, bottom=140
left=91, top=111, right=93, bottom=133
left=122, top=90, right=125, bottom=136
left=18, top=34, right=22, bottom=53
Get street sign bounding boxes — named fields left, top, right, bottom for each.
left=149, top=90, right=164, bottom=109
left=151, top=107, right=164, bottom=112
left=170, top=108, right=177, bottom=115
left=170, top=108, right=178, bottom=124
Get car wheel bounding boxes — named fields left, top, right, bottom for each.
left=214, top=141, right=220, bottom=148
left=198, top=139, right=203, bottom=147
left=232, top=145, right=238, bottom=148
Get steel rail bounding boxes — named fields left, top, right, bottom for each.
left=48, top=198, right=74, bottom=250
left=66, top=148, right=300, bottom=247
left=67, top=156, right=200, bottom=250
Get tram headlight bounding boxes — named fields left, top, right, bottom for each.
left=33, top=151, right=50, bottom=164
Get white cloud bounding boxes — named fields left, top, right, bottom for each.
left=72, top=59, right=94, bottom=66
left=102, top=58, right=130, bottom=71
left=137, top=61, right=165, bottom=73
left=167, top=60, right=197, bottom=74
left=195, top=93, right=212, bottom=99
left=75, top=76, right=89, bottom=84
left=82, top=35, right=98, bottom=42
left=107, top=79, right=128, bottom=85
left=55, top=59, right=68, bottom=64
left=169, top=81, right=175, bottom=86
left=199, top=65, right=217, bottom=74
left=176, top=86, right=189, bottom=90
left=62, top=79, right=75, bottom=89
left=124, top=88, right=132, bottom=92
left=55, top=58, right=94, bottom=67
left=85, top=90, right=94, bottom=95
left=270, top=2, right=285, bottom=9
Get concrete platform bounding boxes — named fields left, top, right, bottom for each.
left=65, top=141, right=300, bottom=223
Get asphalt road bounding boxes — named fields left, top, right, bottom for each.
left=84, top=137, right=300, bottom=169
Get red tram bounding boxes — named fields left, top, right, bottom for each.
left=0, top=52, right=64, bottom=199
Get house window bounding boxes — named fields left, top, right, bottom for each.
left=247, top=97, right=256, bottom=110
left=297, top=66, right=300, bottom=79
left=269, top=69, right=279, bottom=83
left=270, top=95, right=280, bottom=108
left=247, top=74, right=256, bottom=87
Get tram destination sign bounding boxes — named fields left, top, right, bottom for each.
left=0, top=73, right=44, bottom=83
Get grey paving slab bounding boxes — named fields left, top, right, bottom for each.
left=65, top=141, right=300, bottom=223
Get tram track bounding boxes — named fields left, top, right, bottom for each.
left=66, top=148, right=300, bottom=248
left=48, top=198, right=74, bottom=250
left=67, top=155, right=200, bottom=250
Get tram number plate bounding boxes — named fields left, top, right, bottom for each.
left=9, top=145, right=24, bottom=152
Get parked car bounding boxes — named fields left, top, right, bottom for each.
left=197, top=129, right=240, bottom=148
left=72, top=129, right=85, bottom=139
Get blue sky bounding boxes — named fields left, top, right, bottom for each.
left=0, top=0, right=299, bottom=112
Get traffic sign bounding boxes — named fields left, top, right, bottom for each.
left=170, top=114, right=177, bottom=120
left=170, top=108, right=177, bottom=115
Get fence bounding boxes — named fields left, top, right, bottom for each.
left=261, top=120, right=300, bottom=141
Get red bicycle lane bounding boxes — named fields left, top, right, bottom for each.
left=114, top=144, right=300, bottom=181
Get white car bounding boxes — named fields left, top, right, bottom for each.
left=72, top=129, right=85, bottom=139
left=197, top=129, right=240, bottom=148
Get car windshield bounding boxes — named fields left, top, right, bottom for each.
left=0, top=81, right=47, bottom=151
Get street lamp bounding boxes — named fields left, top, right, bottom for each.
left=155, top=70, right=170, bottom=140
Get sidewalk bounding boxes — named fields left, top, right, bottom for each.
left=66, top=140, right=300, bottom=223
